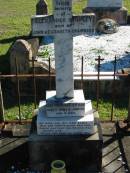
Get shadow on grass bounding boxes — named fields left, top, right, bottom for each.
left=0, top=35, right=31, bottom=45
left=0, top=52, right=10, bottom=74
left=0, top=34, right=33, bottom=74
left=100, top=54, right=130, bottom=72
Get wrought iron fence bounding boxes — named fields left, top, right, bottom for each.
left=0, top=56, right=129, bottom=123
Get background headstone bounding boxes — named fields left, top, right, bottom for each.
left=87, top=0, right=122, bottom=8
left=28, top=38, right=39, bottom=59
left=10, top=39, right=32, bottom=75
left=36, top=0, right=48, bottom=15
left=83, top=0, right=128, bottom=25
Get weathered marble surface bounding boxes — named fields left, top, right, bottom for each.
left=39, top=90, right=87, bottom=117
left=31, top=0, right=95, bottom=98
left=37, top=100, right=95, bottom=135
left=87, top=0, right=122, bottom=8
left=46, top=90, right=85, bottom=104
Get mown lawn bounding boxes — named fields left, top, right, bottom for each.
left=4, top=98, right=128, bottom=121
left=0, top=0, right=129, bottom=120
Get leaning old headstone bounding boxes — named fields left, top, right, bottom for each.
left=36, top=0, right=48, bottom=15
left=27, top=38, right=39, bottom=59
left=83, top=0, right=128, bottom=25
left=29, top=0, right=102, bottom=172
left=10, top=39, right=32, bottom=75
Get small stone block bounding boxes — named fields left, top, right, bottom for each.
left=2, top=124, right=14, bottom=135
left=12, top=124, right=31, bottom=136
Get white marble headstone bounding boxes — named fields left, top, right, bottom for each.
left=87, top=0, right=122, bottom=8
left=31, top=0, right=95, bottom=99
left=32, top=0, right=96, bottom=136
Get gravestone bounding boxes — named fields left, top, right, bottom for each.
left=87, top=0, right=122, bottom=8
left=36, top=0, right=48, bottom=15
left=27, top=38, right=39, bottom=59
left=10, top=39, right=32, bottom=75
left=83, top=0, right=128, bottom=25
left=29, top=0, right=102, bottom=172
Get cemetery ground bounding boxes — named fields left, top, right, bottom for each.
left=1, top=1, right=130, bottom=173
left=1, top=122, right=130, bottom=172
left=0, top=0, right=130, bottom=121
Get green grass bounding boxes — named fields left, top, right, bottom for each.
left=92, top=99, right=128, bottom=121
left=5, top=103, right=34, bottom=120
left=4, top=98, right=127, bottom=121
left=124, top=0, right=130, bottom=13
left=0, top=0, right=37, bottom=72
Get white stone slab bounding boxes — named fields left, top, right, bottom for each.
left=46, top=90, right=85, bottom=104
left=38, top=90, right=86, bottom=117
left=39, top=100, right=92, bottom=118
left=37, top=101, right=95, bottom=135
left=87, top=0, right=122, bottom=8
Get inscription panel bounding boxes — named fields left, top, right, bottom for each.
left=39, top=101, right=85, bottom=117
left=32, top=14, right=95, bottom=36
left=46, top=104, right=85, bottom=117
left=38, top=123, right=94, bottom=135
left=37, top=110, right=94, bottom=135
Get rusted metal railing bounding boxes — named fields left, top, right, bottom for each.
left=15, top=57, right=21, bottom=123
left=0, top=80, right=4, bottom=123
left=111, top=56, right=117, bottom=121
left=0, top=56, right=129, bottom=123
left=81, top=56, right=84, bottom=89
left=95, top=56, right=104, bottom=110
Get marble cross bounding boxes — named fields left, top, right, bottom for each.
left=31, top=0, right=95, bottom=99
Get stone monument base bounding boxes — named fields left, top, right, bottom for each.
left=28, top=112, right=103, bottom=172
left=83, top=7, right=128, bottom=25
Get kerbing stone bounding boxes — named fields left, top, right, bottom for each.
left=12, top=124, right=31, bottom=136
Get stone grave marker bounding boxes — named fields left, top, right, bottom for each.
left=10, top=39, right=32, bottom=75
left=83, top=0, right=128, bottom=25
left=29, top=0, right=102, bottom=171
left=87, top=0, right=122, bottom=8
left=31, top=0, right=96, bottom=136
left=32, top=0, right=95, bottom=99
left=36, top=0, right=48, bottom=15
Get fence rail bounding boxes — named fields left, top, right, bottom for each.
left=0, top=56, right=129, bottom=124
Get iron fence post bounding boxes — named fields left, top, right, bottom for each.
left=0, top=79, right=4, bottom=123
